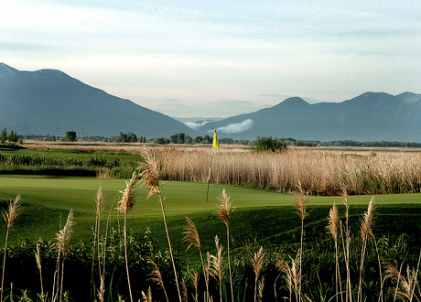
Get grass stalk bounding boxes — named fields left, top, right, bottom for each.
left=1, top=194, right=22, bottom=302
left=117, top=171, right=139, bottom=302
left=139, top=148, right=182, bottom=302
left=216, top=189, right=234, bottom=302
left=294, top=182, right=308, bottom=302
left=210, top=235, right=224, bottom=302
left=183, top=216, right=209, bottom=300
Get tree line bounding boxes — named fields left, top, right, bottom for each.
left=3, top=128, right=421, bottom=148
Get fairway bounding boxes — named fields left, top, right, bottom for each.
left=1, top=175, right=421, bottom=254
left=2, top=175, right=421, bottom=216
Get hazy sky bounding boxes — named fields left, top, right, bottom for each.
left=2, top=0, right=421, bottom=118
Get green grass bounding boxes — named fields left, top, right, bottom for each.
left=1, top=175, right=421, bottom=264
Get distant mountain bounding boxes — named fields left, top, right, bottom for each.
left=0, top=63, right=197, bottom=138
left=199, top=92, right=421, bottom=142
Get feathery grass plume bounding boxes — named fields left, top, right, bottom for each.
left=216, top=189, right=234, bottom=302
left=141, top=287, right=153, bottom=302
left=275, top=256, right=291, bottom=302
left=1, top=194, right=22, bottom=302
left=183, top=217, right=209, bottom=300
left=257, top=276, right=265, bottom=302
left=251, top=247, right=266, bottom=302
left=118, top=171, right=139, bottom=215
left=90, top=187, right=105, bottom=301
left=139, top=148, right=161, bottom=198
left=35, top=242, right=44, bottom=302
left=190, top=270, right=200, bottom=302
left=210, top=235, right=224, bottom=302
left=341, top=186, right=352, bottom=302
left=117, top=171, right=139, bottom=302
left=293, top=181, right=307, bottom=302
left=205, top=252, right=212, bottom=302
left=357, top=197, right=375, bottom=302
left=52, top=210, right=74, bottom=302
left=327, top=202, right=341, bottom=302
left=384, top=261, right=420, bottom=302
left=148, top=260, right=169, bottom=302
left=140, top=148, right=182, bottom=302
left=182, top=279, right=188, bottom=302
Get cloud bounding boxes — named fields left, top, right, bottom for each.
left=215, top=119, right=253, bottom=134
left=185, top=121, right=209, bottom=131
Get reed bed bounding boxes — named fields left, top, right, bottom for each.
left=153, top=147, right=421, bottom=195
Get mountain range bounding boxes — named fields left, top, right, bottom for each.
left=198, top=92, right=421, bottom=142
left=1, top=62, right=421, bottom=142
left=0, top=63, right=197, bottom=138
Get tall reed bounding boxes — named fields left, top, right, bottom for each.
left=1, top=194, right=22, bottom=302
left=216, top=189, right=234, bottom=302
left=117, top=171, right=139, bottom=302
left=139, top=148, right=182, bottom=302
left=293, top=182, right=308, bottom=302
left=250, top=247, right=265, bottom=302
left=210, top=235, right=224, bottom=302
left=183, top=216, right=209, bottom=301
left=357, top=197, right=375, bottom=302
left=327, top=202, right=341, bottom=302
left=52, top=210, right=74, bottom=302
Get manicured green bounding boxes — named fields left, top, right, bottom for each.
left=1, top=175, right=421, bottom=263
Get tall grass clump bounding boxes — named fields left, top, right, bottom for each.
left=152, top=147, right=421, bottom=195
left=117, top=171, right=139, bottom=302
left=1, top=194, right=22, bottom=302
left=216, top=189, right=234, bottom=302
left=139, top=148, right=182, bottom=302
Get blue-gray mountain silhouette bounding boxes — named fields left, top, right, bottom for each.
left=199, top=92, right=421, bottom=142
left=0, top=63, right=197, bottom=138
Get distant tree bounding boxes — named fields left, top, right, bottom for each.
left=127, top=132, right=137, bottom=143
left=155, top=137, right=170, bottom=144
left=194, top=136, right=203, bottom=144
left=253, top=136, right=287, bottom=152
left=51, top=134, right=56, bottom=142
left=66, top=131, right=77, bottom=142
left=185, top=135, right=193, bottom=144
left=19, top=137, right=23, bottom=145
left=0, top=128, right=7, bottom=144
left=8, top=131, right=18, bottom=143
left=203, top=135, right=211, bottom=144
left=118, top=132, right=128, bottom=142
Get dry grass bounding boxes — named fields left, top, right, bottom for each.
left=20, top=141, right=421, bottom=195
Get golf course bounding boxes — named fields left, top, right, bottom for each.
left=1, top=143, right=421, bottom=301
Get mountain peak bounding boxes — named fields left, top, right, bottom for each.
left=0, top=63, right=18, bottom=76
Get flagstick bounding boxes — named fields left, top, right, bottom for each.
left=205, top=149, right=213, bottom=202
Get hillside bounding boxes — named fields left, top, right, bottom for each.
left=199, top=92, right=421, bottom=142
left=0, top=63, right=197, bottom=138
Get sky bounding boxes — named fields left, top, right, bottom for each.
left=2, top=0, right=421, bottom=118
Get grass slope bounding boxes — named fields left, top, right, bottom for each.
left=1, top=175, right=421, bottom=263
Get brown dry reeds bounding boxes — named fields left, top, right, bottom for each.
left=148, top=260, right=169, bottom=302
left=52, top=209, right=74, bottom=302
left=358, top=197, right=375, bottom=302
left=143, top=147, right=421, bottom=195
left=216, top=189, right=234, bottom=302
left=251, top=247, right=266, bottom=302
left=210, top=235, right=224, bottom=302
left=183, top=216, right=209, bottom=300
left=139, top=148, right=182, bottom=302
left=1, top=193, right=22, bottom=302
left=327, top=202, right=342, bottom=302
left=117, top=171, right=139, bottom=302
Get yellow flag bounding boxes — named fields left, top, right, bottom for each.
left=213, top=130, right=220, bottom=151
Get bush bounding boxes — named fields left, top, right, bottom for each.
left=253, top=136, right=287, bottom=152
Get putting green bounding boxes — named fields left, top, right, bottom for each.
left=1, top=175, right=421, bottom=217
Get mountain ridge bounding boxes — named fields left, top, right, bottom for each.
left=0, top=63, right=197, bottom=138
